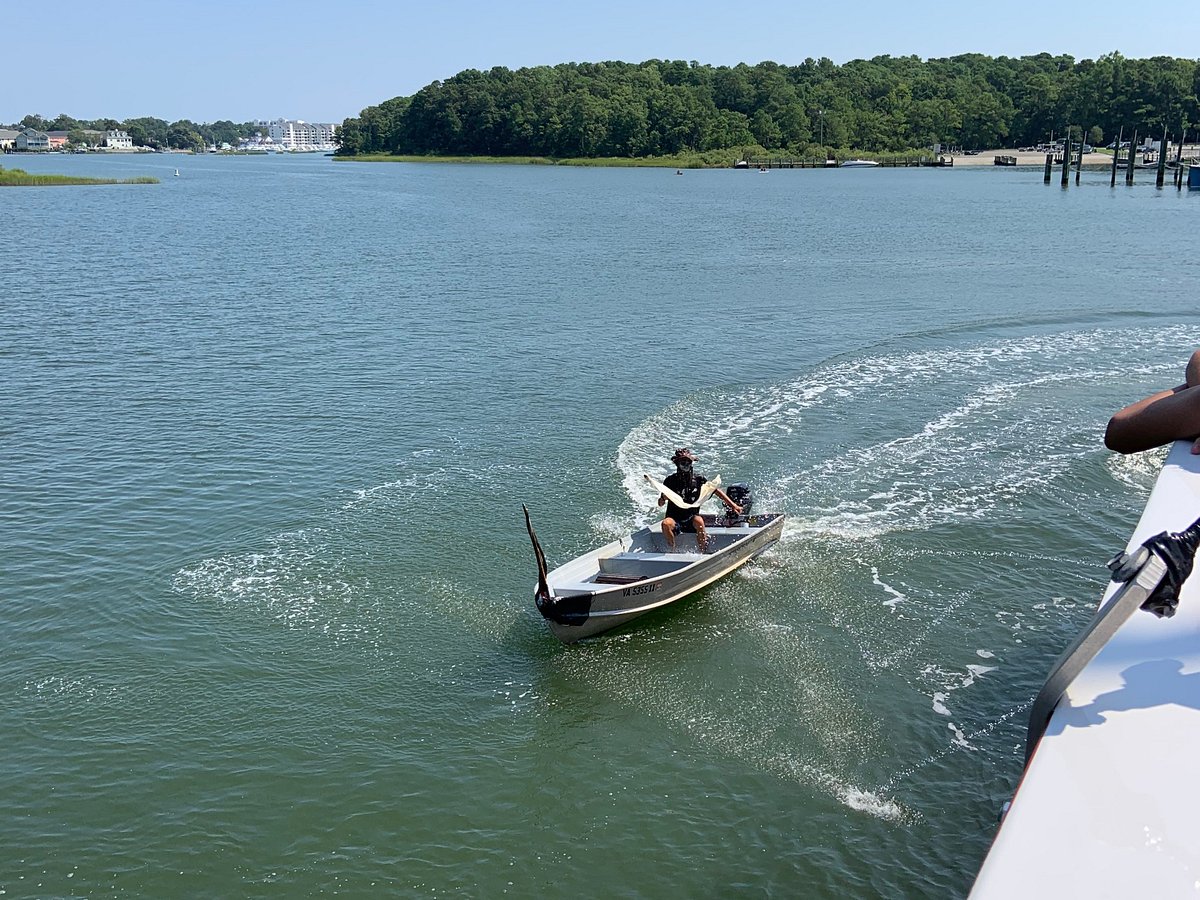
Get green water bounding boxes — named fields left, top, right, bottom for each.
left=3, top=152, right=1198, bottom=897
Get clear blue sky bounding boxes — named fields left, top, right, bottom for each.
left=7, top=0, right=1196, bottom=126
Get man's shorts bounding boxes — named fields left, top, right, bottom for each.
left=666, top=512, right=702, bottom=532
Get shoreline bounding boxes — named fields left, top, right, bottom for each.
left=953, top=149, right=1115, bottom=167
left=333, top=149, right=1134, bottom=169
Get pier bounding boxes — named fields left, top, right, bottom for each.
left=736, top=155, right=948, bottom=169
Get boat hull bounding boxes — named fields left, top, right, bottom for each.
left=971, top=442, right=1200, bottom=896
left=535, top=513, right=784, bottom=642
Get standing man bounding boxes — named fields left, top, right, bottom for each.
left=658, top=447, right=743, bottom=553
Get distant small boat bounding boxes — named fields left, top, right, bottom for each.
left=173, top=169, right=180, bottom=177
left=676, top=169, right=683, bottom=175
left=840, top=159, right=879, bottom=168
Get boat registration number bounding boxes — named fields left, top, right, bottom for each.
left=623, top=581, right=660, bottom=598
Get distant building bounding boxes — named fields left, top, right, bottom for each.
left=0, top=128, right=18, bottom=150
left=15, top=128, right=50, bottom=151
left=46, top=130, right=70, bottom=149
left=105, top=130, right=134, bottom=150
left=258, top=118, right=337, bottom=151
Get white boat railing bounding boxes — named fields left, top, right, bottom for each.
left=1024, top=515, right=1200, bottom=764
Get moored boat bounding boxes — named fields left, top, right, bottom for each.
left=839, top=159, right=879, bottom=168
left=524, top=485, right=784, bottom=643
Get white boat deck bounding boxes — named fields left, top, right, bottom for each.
left=971, top=441, right=1200, bottom=897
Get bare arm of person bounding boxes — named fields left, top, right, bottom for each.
left=713, top=488, right=743, bottom=514
left=1105, top=352, right=1200, bottom=454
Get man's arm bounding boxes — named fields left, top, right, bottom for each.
left=1104, top=350, right=1200, bottom=455
left=713, top=487, right=743, bottom=514
left=1105, top=384, right=1200, bottom=454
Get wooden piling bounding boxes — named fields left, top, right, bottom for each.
left=1044, top=152, right=1053, bottom=183
left=1076, top=128, right=1084, bottom=185
left=1156, top=125, right=1168, bottom=188
left=1110, top=126, right=1122, bottom=186
left=1061, top=129, right=1071, bottom=185
left=1125, top=129, right=1138, bottom=185
left=1176, top=126, right=1187, bottom=190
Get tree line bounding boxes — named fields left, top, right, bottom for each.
left=336, top=53, right=1200, bottom=158
left=7, top=113, right=263, bottom=151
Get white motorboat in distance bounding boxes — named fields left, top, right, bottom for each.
left=524, top=486, right=784, bottom=643
left=839, top=159, right=879, bottom=168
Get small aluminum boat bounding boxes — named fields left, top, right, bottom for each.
left=524, top=487, right=784, bottom=643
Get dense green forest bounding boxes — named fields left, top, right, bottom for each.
left=336, top=53, right=1200, bottom=159
left=6, top=114, right=262, bottom=151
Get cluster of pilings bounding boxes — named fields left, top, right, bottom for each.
left=1045, top=123, right=1193, bottom=190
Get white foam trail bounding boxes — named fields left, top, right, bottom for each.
left=24, top=674, right=119, bottom=704
left=964, top=664, right=998, bottom=686
left=603, top=322, right=1200, bottom=819
left=870, top=566, right=908, bottom=608
left=616, top=326, right=1200, bottom=540
left=876, top=701, right=1030, bottom=795
left=1105, top=445, right=1169, bottom=492
left=948, top=722, right=972, bottom=749
left=171, top=531, right=380, bottom=647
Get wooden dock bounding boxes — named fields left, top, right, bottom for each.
left=737, top=155, right=944, bottom=169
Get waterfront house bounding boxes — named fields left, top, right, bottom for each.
left=46, top=131, right=70, bottom=149
left=15, top=128, right=50, bottom=151
left=105, top=130, right=134, bottom=150
left=0, top=128, right=18, bottom=150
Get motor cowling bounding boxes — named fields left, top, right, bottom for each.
left=725, top=483, right=753, bottom=518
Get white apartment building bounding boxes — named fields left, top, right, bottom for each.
left=105, top=130, right=133, bottom=150
left=259, top=118, right=337, bottom=151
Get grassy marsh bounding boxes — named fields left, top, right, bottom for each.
left=0, top=165, right=159, bottom=186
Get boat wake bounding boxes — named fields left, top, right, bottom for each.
left=619, top=327, right=1194, bottom=540
left=167, top=325, right=1200, bottom=823
left=605, top=325, right=1200, bottom=819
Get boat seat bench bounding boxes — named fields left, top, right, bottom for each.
left=599, top=555, right=693, bottom=579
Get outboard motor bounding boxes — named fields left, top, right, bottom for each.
left=725, top=483, right=753, bottom=522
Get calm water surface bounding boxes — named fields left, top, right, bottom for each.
left=3, top=152, right=1199, bottom=897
